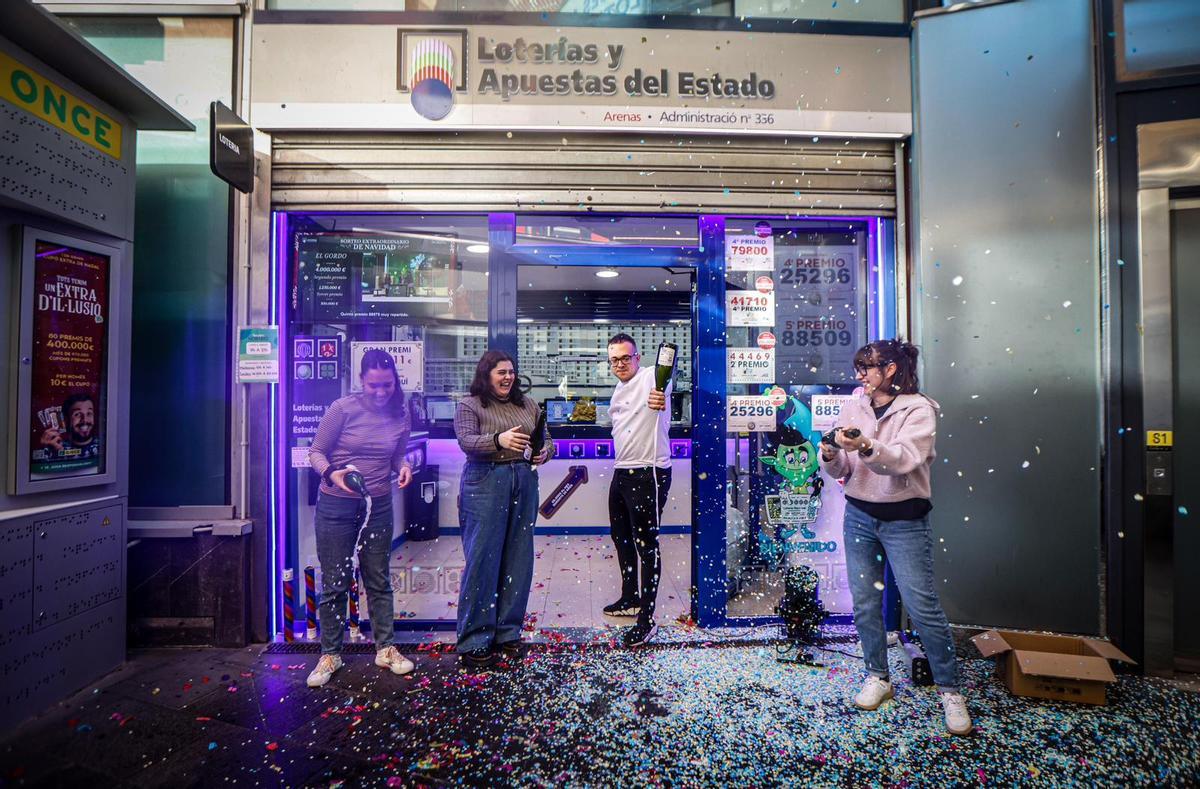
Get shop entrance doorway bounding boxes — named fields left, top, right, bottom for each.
left=495, top=215, right=704, bottom=628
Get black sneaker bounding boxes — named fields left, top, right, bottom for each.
left=459, top=647, right=497, bottom=670
left=622, top=620, right=658, bottom=648
left=496, top=640, right=523, bottom=659
left=603, top=598, right=641, bottom=618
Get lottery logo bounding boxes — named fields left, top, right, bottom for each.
left=409, top=37, right=456, bottom=121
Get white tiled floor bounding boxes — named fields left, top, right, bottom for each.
left=388, top=534, right=692, bottom=629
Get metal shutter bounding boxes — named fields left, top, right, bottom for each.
left=271, top=131, right=896, bottom=216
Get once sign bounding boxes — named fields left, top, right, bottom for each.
left=0, top=51, right=122, bottom=158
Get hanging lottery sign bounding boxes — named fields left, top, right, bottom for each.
left=726, top=395, right=776, bottom=432
left=726, top=347, right=775, bottom=383
left=810, top=394, right=857, bottom=433
left=725, top=290, right=775, bottom=326
left=725, top=234, right=774, bottom=271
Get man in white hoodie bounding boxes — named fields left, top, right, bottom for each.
left=603, top=333, right=671, bottom=647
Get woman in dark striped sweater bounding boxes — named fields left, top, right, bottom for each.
left=453, top=350, right=553, bottom=669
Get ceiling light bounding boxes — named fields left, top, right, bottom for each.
left=466, top=244, right=489, bottom=254
left=595, top=268, right=619, bottom=278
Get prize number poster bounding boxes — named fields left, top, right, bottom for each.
left=773, top=244, right=861, bottom=383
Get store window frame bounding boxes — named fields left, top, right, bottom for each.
left=1111, top=0, right=1200, bottom=83
left=271, top=209, right=896, bottom=634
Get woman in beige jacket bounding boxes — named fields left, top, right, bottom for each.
left=819, top=339, right=972, bottom=737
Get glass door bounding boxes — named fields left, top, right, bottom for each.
left=496, top=214, right=709, bottom=627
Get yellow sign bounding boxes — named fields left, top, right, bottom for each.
left=1147, top=430, right=1173, bottom=448
left=0, top=51, right=122, bottom=159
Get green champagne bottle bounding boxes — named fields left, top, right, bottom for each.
left=654, top=342, right=677, bottom=392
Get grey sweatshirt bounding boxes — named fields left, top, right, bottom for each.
left=309, top=394, right=412, bottom=498
left=454, top=394, right=554, bottom=463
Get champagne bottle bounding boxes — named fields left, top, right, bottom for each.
left=343, top=469, right=368, bottom=497
left=527, top=405, right=548, bottom=460
left=654, top=342, right=677, bottom=392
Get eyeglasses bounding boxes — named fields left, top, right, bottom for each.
left=609, top=354, right=638, bottom=367
left=853, top=363, right=882, bottom=376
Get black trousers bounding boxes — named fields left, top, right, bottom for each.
left=608, top=466, right=672, bottom=622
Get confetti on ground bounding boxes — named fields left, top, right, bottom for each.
left=0, top=632, right=1196, bottom=786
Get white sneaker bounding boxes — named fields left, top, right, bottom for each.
left=307, top=654, right=343, bottom=687
left=374, top=645, right=415, bottom=676
left=853, top=676, right=894, bottom=710
left=940, top=692, right=973, bottom=736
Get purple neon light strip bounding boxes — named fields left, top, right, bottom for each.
left=271, top=211, right=289, bottom=638
left=867, top=218, right=881, bottom=340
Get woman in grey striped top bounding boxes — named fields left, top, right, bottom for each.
left=453, top=350, right=554, bottom=669
left=305, top=349, right=415, bottom=688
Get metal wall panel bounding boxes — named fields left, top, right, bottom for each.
left=271, top=132, right=896, bottom=215
left=0, top=500, right=125, bottom=731
left=913, top=0, right=1102, bottom=633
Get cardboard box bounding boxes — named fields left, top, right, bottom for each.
left=971, top=629, right=1136, bottom=706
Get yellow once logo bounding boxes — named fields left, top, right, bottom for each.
left=0, top=51, right=122, bottom=159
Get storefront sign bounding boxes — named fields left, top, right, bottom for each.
left=0, top=51, right=123, bottom=158
left=727, top=396, right=776, bottom=432
left=252, top=24, right=911, bottom=138
left=209, top=101, right=254, bottom=193
left=350, top=341, right=424, bottom=393
left=725, top=290, right=775, bottom=327
left=810, top=394, right=857, bottom=433
left=725, top=234, right=774, bottom=271
left=25, top=240, right=110, bottom=481
left=237, top=326, right=280, bottom=383
left=727, top=348, right=775, bottom=384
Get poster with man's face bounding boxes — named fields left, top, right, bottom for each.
left=28, top=241, right=109, bottom=479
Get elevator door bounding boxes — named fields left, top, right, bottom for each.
left=1136, top=116, right=1200, bottom=675
left=1172, top=203, right=1200, bottom=671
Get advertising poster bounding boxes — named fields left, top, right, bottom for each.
left=237, top=326, right=279, bottom=383
left=350, top=341, right=424, bottom=393
left=291, top=335, right=343, bottom=466
left=28, top=241, right=109, bottom=480
left=295, top=233, right=471, bottom=323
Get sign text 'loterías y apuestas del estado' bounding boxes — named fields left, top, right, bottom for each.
left=476, top=35, right=775, bottom=101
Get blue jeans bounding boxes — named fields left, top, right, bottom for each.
left=457, top=461, right=538, bottom=652
left=314, top=491, right=395, bottom=655
left=843, top=501, right=960, bottom=692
